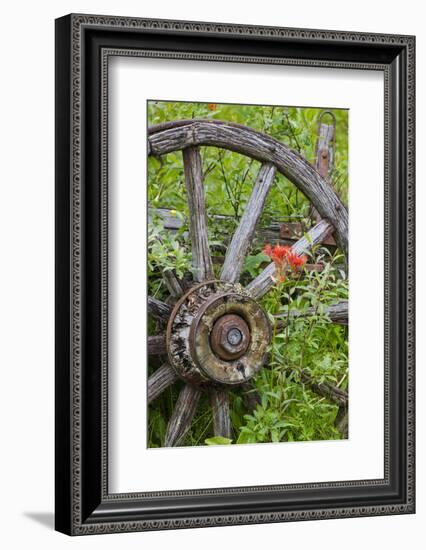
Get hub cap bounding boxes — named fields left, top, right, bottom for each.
left=166, top=281, right=271, bottom=385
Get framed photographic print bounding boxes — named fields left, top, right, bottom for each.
left=55, top=14, right=415, bottom=535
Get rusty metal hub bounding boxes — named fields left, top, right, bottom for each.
left=166, top=281, right=271, bottom=386
left=210, top=314, right=250, bottom=361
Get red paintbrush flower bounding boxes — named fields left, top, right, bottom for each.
left=263, top=242, right=307, bottom=282
left=271, top=245, right=291, bottom=266
left=263, top=244, right=273, bottom=257
left=286, top=249, right=308, bottom=271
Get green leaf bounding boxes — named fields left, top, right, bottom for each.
left=243, top=253, right=270, bottom=277
left=236, top=431, right=257, bottom=444
left=204, top=436, right=233, bottom=446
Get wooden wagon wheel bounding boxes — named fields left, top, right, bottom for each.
left=147, top=119, right=349, bottom=447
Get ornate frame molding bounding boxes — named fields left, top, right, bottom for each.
left=55, top=14, right=415, bottom=535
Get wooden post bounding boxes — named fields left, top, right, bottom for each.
left=310, top=111, right=336, bottom=223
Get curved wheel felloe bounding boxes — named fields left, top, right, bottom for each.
left=147, top=119, right=348, bottom=447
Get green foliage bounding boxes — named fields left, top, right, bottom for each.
left=147, top=213, right=192, bottom=300
left=147, top=100, right=349, bottom=448
left=238, top=247, right=348, bottom=445
left=205, top=436, right=233, bottom=445
left=243, top=252, right=270, bottom=278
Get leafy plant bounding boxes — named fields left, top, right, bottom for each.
left=205, top=436, right=233, bottom=445
left=147, top=213, right=192, bottom=300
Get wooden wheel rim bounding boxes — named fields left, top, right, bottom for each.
left=148, top=118, right=348, bottom=259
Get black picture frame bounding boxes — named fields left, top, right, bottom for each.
left=55, top=13, right=415, bottom=535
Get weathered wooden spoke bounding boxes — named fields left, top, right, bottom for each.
left=162, top=269, right=183, bottom=300
left=183, top=146, right=214, bottom=282
left=247, top=219, right=334, bottom=300
left=147, top=363, right=178, bottom=404
left=148, top=335, right=167, bottom=355
left=147, top=296, right=172, bottom=322
left=164, top=384, right=202, bottom=447
left=221, top=162, right=276, bottom=283
left=210, top=388, right=232, bottom=439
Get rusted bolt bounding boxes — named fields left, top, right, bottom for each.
left=227, top=328, right=242, bottom=345
left=210, top=314, right=250, bottom=361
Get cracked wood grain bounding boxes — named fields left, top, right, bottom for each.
left=147, top=296, right=172, bottom=322
left=162, top=269, right=183, bottom=300
left=183, top=146, right=214, bottom=282
left=301, top=370, right=348, bottom=406
left=210, top=388, right=232, bottom=439
left=148, top=335, right=167, bottom=355
left=275, top=300, right=348, bottom=326
left=221, top=163, right=276, bottom=283
left=147, top=363, right=178, bottom=404
left=164, top=384, right=202, bottom=447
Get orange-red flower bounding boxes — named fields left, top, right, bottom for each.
left=263, top=243, right=307, bottom=282
left=286, top=249, right=308, bottom=271
left=263, top=243, right=273, bottom=257
left=207, top=103, right=217, bottom=111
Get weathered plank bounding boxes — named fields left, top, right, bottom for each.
left=148, top=120, right=348, bottom=259
left=280, top=221, right=336, bottom=246
left=148, top=207, right=184, bottom=231
left=301, top=370, right=348, bottom=406
left=148, top=335, right=167, bottom=355
left=247, top=219, right=334, bottom=300
left=147, top=363, right=178, bottom=404
left=210, top=388, right=232, bottom=439
left=221, top=163, right=276, bottom=283
left=275, top=300, right=348, bottom=326
left=162, top=269, right=183, bottom=300
left=292, top=219, right=334, bottom=255
left=147, top=296, right=172, bottom=322
left=182, top=146, right=214, bottom=282
left=164, top=384, right=202, bottom=447
left=149, top=207, right=337, bottom=248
